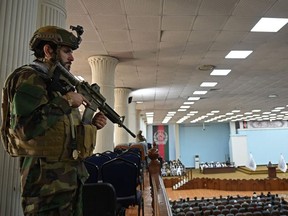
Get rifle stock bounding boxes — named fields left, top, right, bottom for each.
left=55, top=62, right=136, bottom=138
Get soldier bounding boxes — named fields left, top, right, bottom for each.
left=1, top=25, right=107, bottom=215
left=136, top=130, right=146, bottom=143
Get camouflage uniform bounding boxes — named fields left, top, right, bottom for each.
left=0, top=25, right=97, bottom=215
left=4, top=62, right=89, bottom=216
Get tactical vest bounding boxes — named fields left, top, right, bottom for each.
left=1, top=65, right=97, bottom=161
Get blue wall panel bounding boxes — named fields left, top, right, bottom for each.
left=237, top=128, right=288, bottom=165
left=179, top=123, right=230, bottom=167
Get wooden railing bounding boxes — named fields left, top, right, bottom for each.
left=148, top=145, right=173, bottom=216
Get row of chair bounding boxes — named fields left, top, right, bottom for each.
left=82, top=149, right=145, bottom=216
left=171, top=193, right=288, bottom=216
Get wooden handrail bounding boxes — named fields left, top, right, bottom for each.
left=148, top=144, right=173, bottom=216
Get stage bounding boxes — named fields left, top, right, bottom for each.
left=192, top=165, right=287, bottom=179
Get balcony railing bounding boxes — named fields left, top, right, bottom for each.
left=148, top=145, right=173, bottom=216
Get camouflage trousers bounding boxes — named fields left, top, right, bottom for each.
left=21, top=184, right=83, bottom=216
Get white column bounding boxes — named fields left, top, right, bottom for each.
left=88, top=56, right=118, bottom=152
left=114, top=88, right=131, bottom=146
left=128, top=101, right=137, bottom=143
left=0, top=1, right=38, bottom=215
left=0, top=0, right=66, bottom=215
left=37, top=0, right=66, bottom=28
left=136, top=109, right=141, bottom=133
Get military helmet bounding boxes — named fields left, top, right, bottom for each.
left=29, top=25, right=83, bottom=51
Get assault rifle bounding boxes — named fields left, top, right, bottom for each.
left=54, top=62, right=136, bottom=138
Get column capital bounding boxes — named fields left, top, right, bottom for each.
left=88, top=55, right=118, bottom=65
left=114, top=87, right=132, bottom=94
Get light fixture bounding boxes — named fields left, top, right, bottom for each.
left=162, top=116, right=172, bottom=124
left=193, top=91, right=207, bottom=95
left=188, top=97, right=200, bottom=101
left=251, top=17, right=288, bottom=32
left=146, top=112, right=154, bottom=124
left=180, top=105, right=190, bottom=109
left=184, top=101, right=195, bottom=105
left=225, top=50, right=253, bottom=59
left=268, top=94, right=278, bottom=98
left=189, top=111, right=199, bottom=114
left=178, top=109, right=187, bottom=112
left=200, top=82, right=218, bottom=87
left=210, top=69, right=231, bottom=76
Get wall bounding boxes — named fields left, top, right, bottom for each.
left=237, top=128, right=288, bottom=165
left=147, top=122, right=288, bottom=168
left=179, top=123, right=230, bottom=168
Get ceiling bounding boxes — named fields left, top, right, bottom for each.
left=65, top=0, right=288, bottom=125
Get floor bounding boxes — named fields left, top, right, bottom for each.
left=125, top=168, right=288, bottom=216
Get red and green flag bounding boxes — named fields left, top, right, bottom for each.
left=153, top=125, right=169, bottom=161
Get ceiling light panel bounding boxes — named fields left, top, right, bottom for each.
left=200, top=82, right=218, bottom=87
left=210, top=69, right=231, bottom=76
left=225, top=50, right=253, bottom=59
left=193, top=91, right=208, bottom=95
left=188, top=97, right=200, bottom=101
left=251, top=18, right=288, bottom=32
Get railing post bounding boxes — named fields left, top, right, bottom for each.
left=148, top=144, right=161, bottom=176
left=148, top=143, right=173, bottom=216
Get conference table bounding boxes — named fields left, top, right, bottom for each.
left=201, top=166, right=236, bottom=174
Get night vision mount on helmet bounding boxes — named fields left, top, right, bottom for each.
left=29, top=25, right=84, bottom=51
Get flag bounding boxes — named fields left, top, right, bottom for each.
left=153, top=125, right=169, bottom=161
left=278, top=154, right=287, bottom=173
left=246, top=153, right=257, bottom=171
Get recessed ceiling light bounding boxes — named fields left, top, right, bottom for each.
left=232, top=110, right=241, bottom=113
left=188, top=97, right=200, bottom=101
left=166, top=113, right=175, bottom=116
left=180, top=105, right=190, bottom=109
left=251, top=17, right=288, bottom=32
left=211, top=110, right=220, bottom=113
left=146, top=112, right=154, bottom=116
left=168, top=111, right=176, bottom=114
left=200, top=82, right=218, bottom=87
left=268, top=94, right=278, bottom=98
left=146, top=116, right=153, bottom=124
left=225, top=50, right=253, bottom=59
left=262, top=112, right=271, bottom=114
left=210, top=69, right=231, bottom=76
left=184, top=101, right=195, bottom=105
left=187, top=113, right=195, bottom=116
left=189, top=111, right=198, bottom=114
left=226, top=112, right=233, bottom=115
left=193, top=91, right=208, bottom=95
left=162, top=116, right=172, bottom=124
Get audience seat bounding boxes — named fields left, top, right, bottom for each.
left=83, top=160, right=99, bottom=184
left=101, top=157, right=144, bottom=216
left=221, top=208, right=230, bottom=215
left=82, top=182, right=117, bottom=216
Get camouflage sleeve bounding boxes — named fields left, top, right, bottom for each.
left=9, top=69, right=72, bottom=140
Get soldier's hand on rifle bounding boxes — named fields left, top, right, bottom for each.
left=92, top=112, right=107, bottom=130
left=64, top=91, right=91, bottom=108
